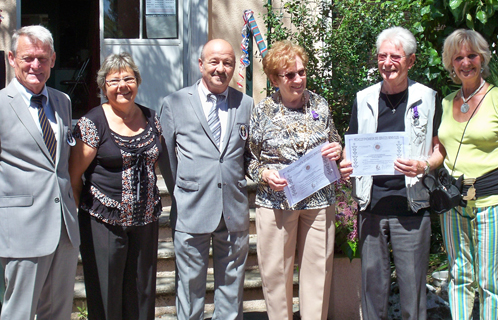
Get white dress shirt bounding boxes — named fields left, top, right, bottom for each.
left=198, top=81, right=229, bottom=148
left=13, top=78, right=59, bottom=141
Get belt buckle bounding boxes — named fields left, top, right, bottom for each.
left=463, top=178, right=476, bottom=201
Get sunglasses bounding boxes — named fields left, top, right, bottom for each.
left=377, top=53, right=406, bottom=62
left=278, top=69, right=306, bottom=80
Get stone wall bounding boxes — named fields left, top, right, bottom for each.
left=210, top=0, right=267, bottom=104
left=329, top=256, right=362, bottom=319
left=0, top=0, right=16, bottom=84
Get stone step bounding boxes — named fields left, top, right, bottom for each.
left=72, top=265, right=300, bottom=317
left=151, top=298, right=301, bottom=320
left=69, top=176, right=365, bottom=318
left=72, top=256, right=363, bottom=318
left=157, top=176, right=258, bottom=211
left=71, top=254, right=362, bottom=319
left=75, top=214, right=259, bottom=277
left=158, top=208, right=257, bottom=241
left=75, top=234, right=259, bottom=277
left=71, top=299, right=281, bottom=320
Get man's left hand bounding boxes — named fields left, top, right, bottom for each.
left=394, top=158, right=425, bottom=177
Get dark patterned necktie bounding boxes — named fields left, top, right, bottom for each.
left=31, top=95, right=57, bottom=162
left=207, top=94, right=223, bottom=147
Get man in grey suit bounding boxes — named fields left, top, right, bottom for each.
left=159, top=39, right=253, bottom=320
left=0, top=25, right=79, bottom=320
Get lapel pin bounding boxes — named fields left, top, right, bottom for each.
left=67, top=128, right=76, bottom=146
left=239, top=124, right=248, bottom=140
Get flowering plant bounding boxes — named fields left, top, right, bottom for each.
left=334, top=179, right=359, bottom=261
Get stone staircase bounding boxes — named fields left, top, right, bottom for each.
left=71, top=176, right=363, bottom=319
left=71, top=177, right=300, bottom=319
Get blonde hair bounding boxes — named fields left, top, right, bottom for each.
left=442, top=29, right=491, bottom=84
left=263, top=40, right=308, bottom=84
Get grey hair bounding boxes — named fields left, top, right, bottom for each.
left=442, top=29, right=491, bottom=84
left=97, top=52, right=142, bottom=97
left=11, top=25, right=54, bottom=56
left=376, top=26, right=417, bottom=56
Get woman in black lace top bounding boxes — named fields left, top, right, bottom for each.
left=69, top=52, right=162, bottom=319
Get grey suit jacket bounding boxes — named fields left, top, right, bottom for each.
left=0, top=81, right=79, bottom=258
left=159, top=81, right=253, bottom=233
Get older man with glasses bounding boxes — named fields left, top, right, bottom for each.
left=340, top=26, right=445, bottom=320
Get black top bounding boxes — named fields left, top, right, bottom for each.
left=74, top=104, right=163, bottom=226
left=347, top=89, right=441, bottom=216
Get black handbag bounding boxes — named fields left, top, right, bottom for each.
left=422, top=168, right=465, bottom=214
left=422, top=85, right=494, bottom=214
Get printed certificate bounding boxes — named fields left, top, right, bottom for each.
left=279, top=143, right=341, bottom=207
left=345, top=132, right=407, bottom=176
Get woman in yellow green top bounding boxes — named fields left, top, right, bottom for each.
left=439, top=29, right=498, bottom=320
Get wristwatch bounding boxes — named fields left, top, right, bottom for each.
left=423, top=160, right=430, bottom=175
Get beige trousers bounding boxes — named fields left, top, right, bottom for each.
left=256, top=206, right=335, bottom=320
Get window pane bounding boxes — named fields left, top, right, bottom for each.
left=143, top=0, right=178, bottom=39
left=104, top=0, right=140, bottom=38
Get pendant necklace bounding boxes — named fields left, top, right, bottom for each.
left=461, top=79, right=485, bottom=113
left=278, top=92, right=311, bottom=155
left=384, top=88, right=408, bottom=114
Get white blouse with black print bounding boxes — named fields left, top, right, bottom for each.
left=246, top=90, right=341, bottom=210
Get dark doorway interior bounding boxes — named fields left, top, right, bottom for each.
left=21, top=0, right=100, bottom=119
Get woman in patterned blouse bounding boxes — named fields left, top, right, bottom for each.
left=69, top=52, right=162, bottom=320
left=246, top=40, right=342, bottom=320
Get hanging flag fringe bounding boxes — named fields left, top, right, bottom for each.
left=237, top=9, right=268, bottom=88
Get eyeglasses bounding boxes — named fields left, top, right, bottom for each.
left=377, top=53, right=406, bottom=62
left=278, top=69, right=306, bottom=80
left=105, top=77, right=137, bottom=87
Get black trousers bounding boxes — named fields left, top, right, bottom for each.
left=79, top=212, right=159, bottom=320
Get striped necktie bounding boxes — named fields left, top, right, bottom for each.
left=207, top=94, right=223, bottom=147
left=31, top=95, right=57, bottom=162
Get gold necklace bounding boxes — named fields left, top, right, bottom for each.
left=278, top=92, right=311, bottom=154
left=384, top=89, right=408, bottom=114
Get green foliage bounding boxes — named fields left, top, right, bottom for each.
left=263, top=0, right=439, bottom=134
left=262, top=0, right=498, bottom=271
left=77, top=306, right=88, bottom=320
left=488, top=55, right=498, bottom=86
left=394, top=0, right=498, bottom=93
left=263, top=0, right=498, bottom=134
left=334, top=180, right=359, bottom=261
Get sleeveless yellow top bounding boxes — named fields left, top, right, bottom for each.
left=439, top=86, right=498, bottom=208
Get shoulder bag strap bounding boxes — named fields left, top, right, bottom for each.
left=450, top=85, right=495, bottom=176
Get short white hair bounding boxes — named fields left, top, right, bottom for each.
left=11, top=25, right=54, bottom=56
left=376, top=26, right=417, bottom=56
